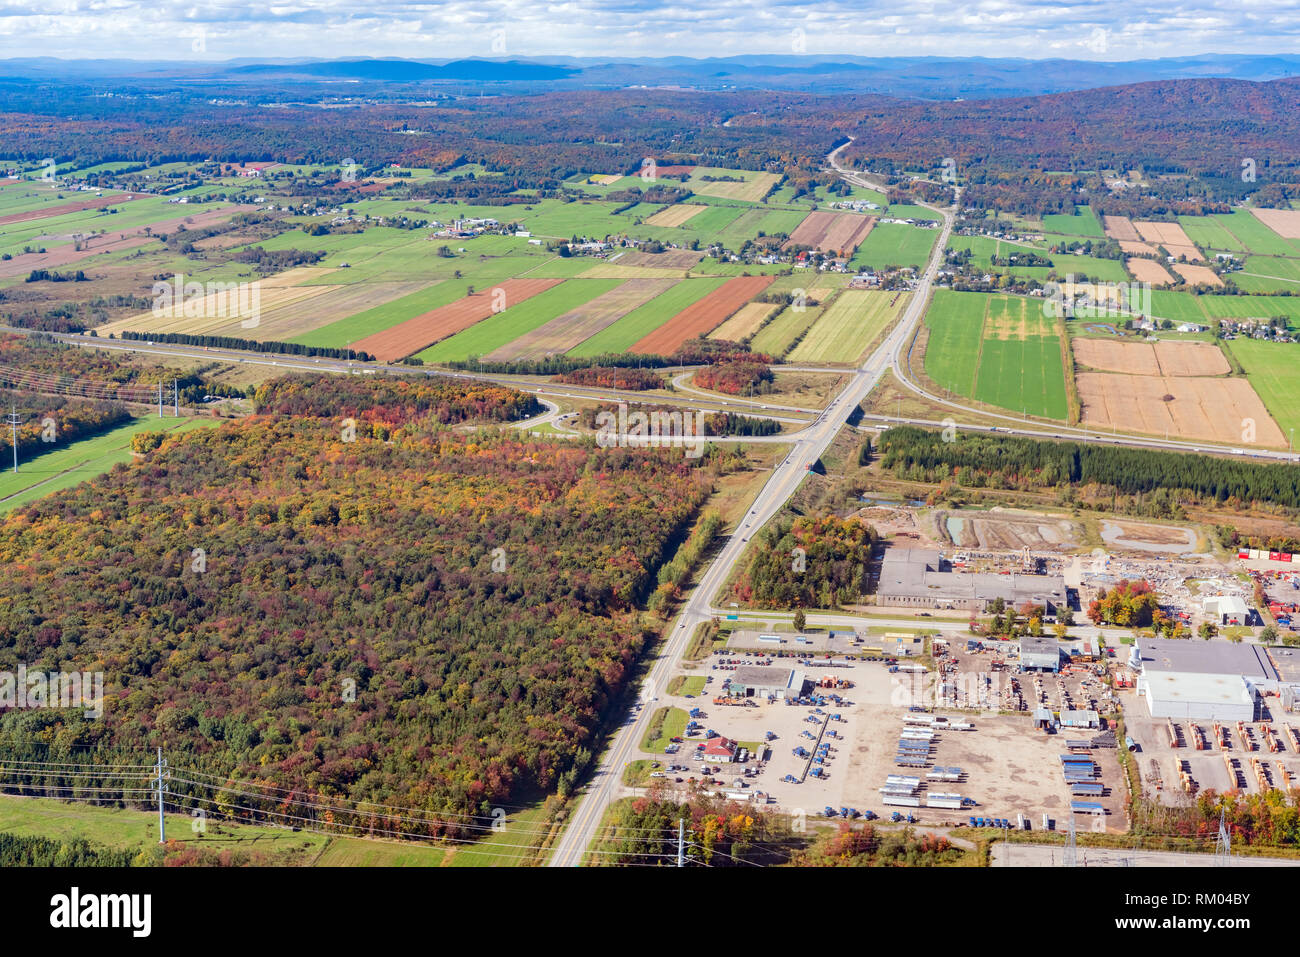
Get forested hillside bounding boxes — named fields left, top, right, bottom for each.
left=0, top=380, right=722, bottom=829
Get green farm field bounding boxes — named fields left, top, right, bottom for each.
left=0, top=415, right=216, bottom=514
left=787, top=289, right=911, bottom=364
left=923, top=290, right=1068, bottom=419
left=1225, top=337, right=1300, bottom=440
left=850, top=223, right=939, bottom=270
left=417, top=279, right=623, bottom=362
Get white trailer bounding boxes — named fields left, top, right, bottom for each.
left=904, top=714, right=936, bottom=726
left=900, top=729, right=935, bottom=740
left=924, top=793, right=966, bottom=809
left=886, top=775, right=922, bottom=788
left=881, top=794, right=921, bottom=807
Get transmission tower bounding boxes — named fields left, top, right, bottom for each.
left=1214, top=808, right=1232, bottom=866
left=6, top=405, right=21, bottom=473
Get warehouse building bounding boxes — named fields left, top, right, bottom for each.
left=1132, top=637, right=1277, bottom=721
left=1020, top=637, right=1062, bottom=672
left=728, top=666, right=808, bottom=700
left=1202, top=595, right=1252, bottom=626
left=876, top=547, right=1067, bottom=613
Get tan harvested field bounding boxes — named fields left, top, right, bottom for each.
left=1172, top=263, right=1224, bottom=286
left=707, top=301, right=780, bottom=341
left=484, top=278, right=675, bottom=361
left=643, top=204, right=706, bottom=228
left=1125, top=257, right=1176, bottom=285
left=1077, top=372, right=1284, bottom=446
left=0, top=191, right=144, bottom=226
left=95, top=282, right=336, bottom=338
left=1119, top=240, right=1160, bottom=256
left=1061, top=281, right=1124, bottom=307
left=257, top=266, right=339, bottom=288
left=689, top=172, right=780, bottom=202
left=630, top=275, right=774, bottom=355
left=0, top=207, right=239, bottom=279
left=587, top=174, right=622, bottom=185
left=1072, top=338, right=1230, bottom=377
left=351, top=277, right=564, bottom=361
left=577, top=262, right=691, bottom=279
left=1250, top=207, right=1300, bottom=239
left=785, top=210, right=875, bottom=255
left=1134, top=221, right=1203, bottom=260
left=614, top=249, right=706, bottom=269
left=1103, top=215, right=1142, bottom=241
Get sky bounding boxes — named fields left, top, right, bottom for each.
left=2, top=0, right=1298, bottom=62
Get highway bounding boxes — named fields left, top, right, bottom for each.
left=545, top=158, right=958, bottom=866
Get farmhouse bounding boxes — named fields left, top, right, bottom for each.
left=701, top=736, right=739, bottom=763
left=876, top=547, right=1067, bottom=614
left=1131, top=637, right=1277, bottom=721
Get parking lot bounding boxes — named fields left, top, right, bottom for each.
left=647, top=650, right=1129, bottom=831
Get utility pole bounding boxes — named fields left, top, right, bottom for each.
left=151, top=748, right=170, bottom=844
left=677, top=817, right=685, bottom=867
left=6, top=405, right=21, bottom=473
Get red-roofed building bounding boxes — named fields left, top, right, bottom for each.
left=701, top=736, right=738, bottom=763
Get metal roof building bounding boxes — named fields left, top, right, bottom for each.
left=1142, top=672, right=1256, bottom=722
left=876, top=547, right=1067, bottom=613
left=1020, top=637, right=1062, bottom=672
left=728, top=666, right=807, bottom=700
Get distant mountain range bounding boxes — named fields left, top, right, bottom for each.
left=3, top=54, right=1299, bottom=100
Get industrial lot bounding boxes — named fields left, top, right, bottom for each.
left=630, top=522, right=1300, bottom=837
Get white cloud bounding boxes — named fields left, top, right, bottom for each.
left=0, top=0, right=1296, bottom=59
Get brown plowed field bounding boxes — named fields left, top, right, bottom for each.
left=615, top=249, right=706, bottom=269
left=485, top=278, right=675, bottom=361
left=1126, top=258, right=1176, bottom=285
left=1134, top=221, right=1203, bottom=261
left=0, top=207, right=240, bottom=279
left=1073, top=339, right=1230, bottom=377
left=1103, top=216, right=1142, bottom=241
left=350, top=278, right=563, bottom=361
left=1077, top=372, right=1284, bottom=446
left=0, top=191, right=143, bottom=226
left=630, top=275, right=774, bottom=355
left=1250, top=208, right=1300, bottom=239
left=1172, top=263, right=1224, bottom=286
left=785, top=211, right=875, bottom=255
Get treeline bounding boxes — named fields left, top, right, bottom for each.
left=0, top=833, right=134, bottom=868
left=232, top=246, right=326, bottom=271
left=592, top=795, right=793, bottom=866
left=794, top=823, right=971, bottom=866
left=25, top=269, right=87, bottom=283
left=731, top=514, right=878, bottom=609
left=693, top=360, right=773, bottom=396
left=115, top=331, right=375, bottom=362
left=575, top=402, right=780, bottom=438
left=0, top=392, right=131, bottom=458
left=875, top=426, right=1300, bottom=510
left=649, top=510, right=724, bottom=615
left=554, top=366, right=665, bottom=391
left=254, top=373, right=541, bottom=426
left=447, top=340, right=773, bottom=377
